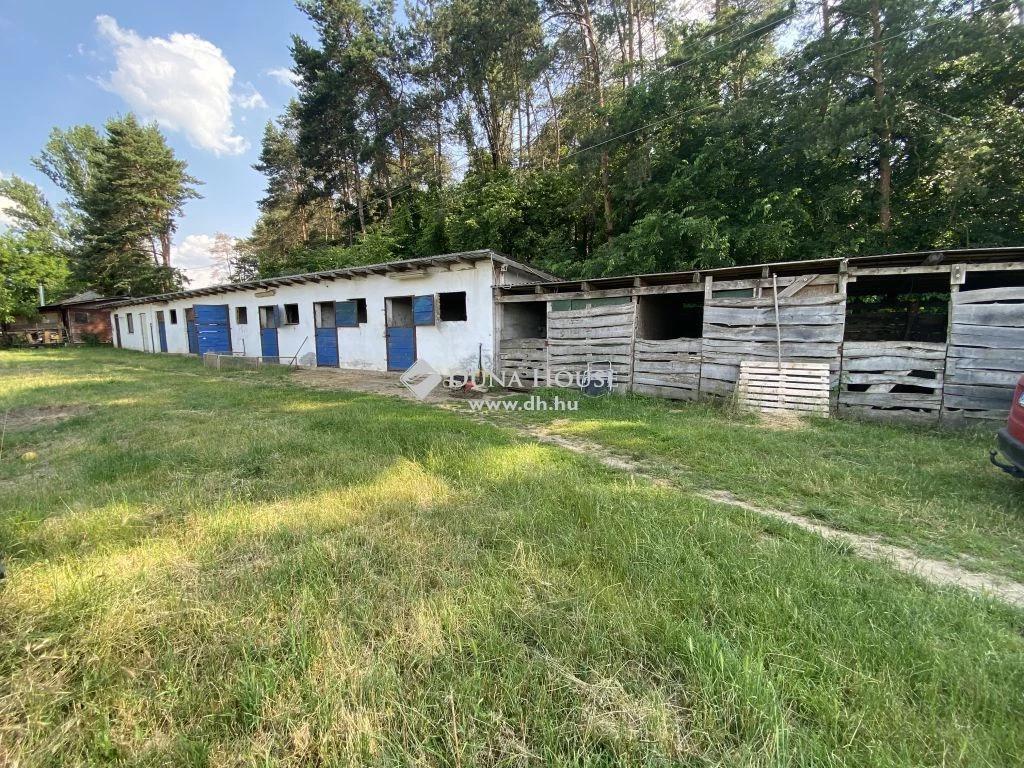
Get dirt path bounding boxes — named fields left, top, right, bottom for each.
left=522, top=426, right=1024, bottom=608
left=288, top=367, right=1024, bottom=608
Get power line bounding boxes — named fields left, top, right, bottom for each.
left=282, top=0, right=1014, bottom=233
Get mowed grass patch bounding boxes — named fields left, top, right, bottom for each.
left=0, top=348, right=1021, bottom=766
left=500, top=391, right=1024, bottom=581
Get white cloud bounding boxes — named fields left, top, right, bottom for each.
left=234, top=83, right=267, bottom=110
left=0, top=173, right=20, bottom=230
left=267, top=67, right=300, bottom=88
left=94, top=15, right=257, bottom=155
left=173, top=233, right=235, bottom=288
left=0, top=196, right=19, bottom=229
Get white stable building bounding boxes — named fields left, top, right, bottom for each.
left=110, top=251, right=553, bottom=373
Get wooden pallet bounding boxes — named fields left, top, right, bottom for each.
left=736, top=361, right=831, bottom=416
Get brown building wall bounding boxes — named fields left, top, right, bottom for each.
left=4, top=311, right=63, bottom=344
left=66, top=308, right=113, bottom=343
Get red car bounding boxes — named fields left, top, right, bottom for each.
left=992, top=374, right=1024, bottom=478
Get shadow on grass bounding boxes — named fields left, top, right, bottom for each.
left=2, top=349, right=1024, bottom=765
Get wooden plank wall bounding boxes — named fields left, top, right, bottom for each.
left=497, top=337, right=547, bottom=385
left=699, top=278, right=845, bottom=398
left=943, top=286, right=1024, bottom=422
left=838, top=341, right=946, bottom=424
left=547, top=303, right=635, bottom=391
left=632, top=339, right=701, bottom=400
left=494, top=261, right=1024, bottom=424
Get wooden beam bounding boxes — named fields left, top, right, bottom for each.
left=777, top=274, right=816, bottom=298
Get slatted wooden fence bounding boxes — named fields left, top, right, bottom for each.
left=699, top=285, right=845, bottom=398
left=736, top=361, right=831, bottom=416
left=838, top=341, right=946, bottom=423
left=631, top=339, right=701, bottom=400
left=944, top=286, right=1024, bottom=422
left=547, top=304, right=635, bottom=391
left=497, top=337, right=547, bottom=386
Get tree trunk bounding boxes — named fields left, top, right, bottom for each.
left=544, top=76, right=560, bottom=169
left=579, top=0, right=615, bottom=238
left=160, top=232, right=172, bottom=268
left=871, top=0, right=892, bottom=232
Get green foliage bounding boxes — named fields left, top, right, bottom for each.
left=0, top=175, right=69, bottom=325
left=240, top=0, right=1023, bottom=280
left=74, top=115, right=200, bottom=296
left=0, top=231, right=69, bottom=325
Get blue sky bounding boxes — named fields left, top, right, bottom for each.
left=0, top=0, right=315, bottom=285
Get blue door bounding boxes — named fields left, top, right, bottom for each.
left=157, top=312, right=168, bottom=352
left=315, top=302, right=339, bottom=367
left=315, top=329, right=338, bottom=366
left=386, top=327, right=416, bottom=371
left=194, top=304, right=232, bottom=355
left=261, top=328, right=279, bottom=361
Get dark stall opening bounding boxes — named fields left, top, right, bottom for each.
left=844, top=274, right=949, bottom=343
left=501, top=301, right=547, bottom=340
left=636, top=293, right=704, bottom=340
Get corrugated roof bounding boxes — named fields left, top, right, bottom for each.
left=107, top=250, right=557, bottom=308
left=494, top=246, right=1024, bottom=295
left=39, top=290, right=112, bottom=310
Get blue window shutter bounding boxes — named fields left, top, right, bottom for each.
left=273, top=305, right=283, bottom=328
left=335, top=300, right=358, bottom=327
left=413, top=295, right=435, bottom=325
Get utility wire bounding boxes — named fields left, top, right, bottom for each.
left=283, top=0, right=1014, bottom=234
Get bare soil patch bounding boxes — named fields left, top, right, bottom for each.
left=2, top=405, right=91, bottom=432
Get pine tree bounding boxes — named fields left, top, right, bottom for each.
left=76, top=115, right=200, bottom=295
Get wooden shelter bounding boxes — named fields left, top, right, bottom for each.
left=494, top=247, right=1024, bottom=424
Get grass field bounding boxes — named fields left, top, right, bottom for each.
left=501, top=393, right=1024, bottom=582
left=1, top=348, right=1023, bottom=766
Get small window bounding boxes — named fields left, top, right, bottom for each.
left=283, top=303, right=300, bottom=325
left=439, top=291, right=467, bottom=321
left=169, top=309, right=178, bottom=324
left=126, top=314, right=135, bottom=333
left=316, top=302, right=336, bottom=328
left=73, top=311, right=89, bottom=324
left=259, top=305, right=279, bottom=329
left=236, top=307, right=248, bottom=324
left=353, top=298, right=367, bottom=324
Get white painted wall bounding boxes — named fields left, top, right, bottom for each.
left=112, top=259, right=504, bottom=374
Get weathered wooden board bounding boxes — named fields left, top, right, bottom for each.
left=951, top=304, right=1024, bottom=327
left=838, top=340, right=945, bottom=422
left=498, top=336, right=547, bottom=387
left=704, top=304, right=845, bottom=327
left=547, top=305, right=635, bottom=320
left=842, top=341, right=947, bottom=357
left=952, top=286, right=1024, bottom=304
left=548, top=323, right=634, bottom=340
left=943, top=287, right=1024, bottom=420
left=634, top=338, right=701, bottom=355
left=710, top=293, right=845, bottom=309
left=736, top=361, right=831, bottom=416
left=702, top=323, right=843, bottom=343
left=949, top=325, right=1024, bottom=349
left=633, top=382, right=698, bottom=400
